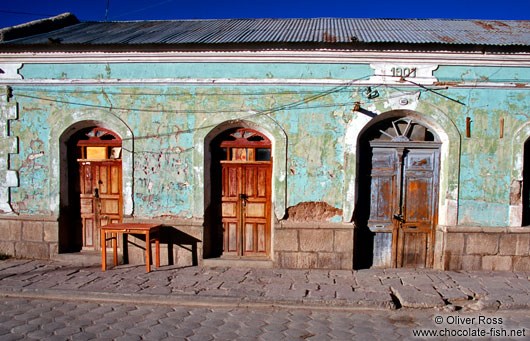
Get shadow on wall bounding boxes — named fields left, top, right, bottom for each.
left=123, top=226, right=201, bottom=267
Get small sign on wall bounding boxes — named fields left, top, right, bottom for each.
left=369, top=63, right=439, bottom=85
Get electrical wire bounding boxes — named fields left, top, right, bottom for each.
left=0, top=10, right=56, bottom=17
left=13, top=74, right=372, bottom=115
left=15, top=93, right=355, bottom=114
left=12, top=76, right=448, bottom=155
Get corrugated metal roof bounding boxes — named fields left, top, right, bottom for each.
left=2, top=17, right=530, bottom=46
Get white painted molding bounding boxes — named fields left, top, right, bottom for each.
left=0, top=63, right=22, bottom=79
left=1, top=50, right=530, bottom=65
left=1, top=77, right=528, bottom=90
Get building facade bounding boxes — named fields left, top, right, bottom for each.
left=0, top=15, right=529, bottom=270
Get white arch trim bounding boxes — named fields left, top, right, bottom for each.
left=510, top=121, right=530, bottom=226
left=49, top=110, right=134, bottom=217
left=193, top=115, right=287, bottom=220
left=343, top=108, right=461, bottom=226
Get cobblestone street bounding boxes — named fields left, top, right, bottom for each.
left=2, top=260, right=530, bottom=311
left=1, top=259, right=530, bottom=339
left=1, top=297, right=530, bottom=340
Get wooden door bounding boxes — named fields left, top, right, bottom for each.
left=79, top=160, right=122, bottom=250
left=396, top=148, right=439, bottom=268
left=367, top=146, right=439, bottom=268
left=221, top=163, right=271, bottom=257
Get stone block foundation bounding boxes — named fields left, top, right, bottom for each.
left=0, top=215, right=58, bottom=259
left=0, top=215, right=203, bottom=268
left=273, top=221, right=354, bottom=269
left=438, top=225, right=530, bottom=271
left=123, top=218, right=203, bottom=268
left=4, top=213, right=530, bottom=273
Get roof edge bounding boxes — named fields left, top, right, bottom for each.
left=0, top=13, right=79, bottom=42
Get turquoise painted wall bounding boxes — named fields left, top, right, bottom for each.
left=7, top=62, right=530, bottom=226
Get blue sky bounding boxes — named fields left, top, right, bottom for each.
left=1, top=0, right=529, bottom=29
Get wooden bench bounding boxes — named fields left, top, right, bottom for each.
left=100, top=223, right=161, bottom=273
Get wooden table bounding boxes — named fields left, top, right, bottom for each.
left=100, top=223, right=161, bottom=273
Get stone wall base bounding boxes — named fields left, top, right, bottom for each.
left=4, top=215, right=530, bottom=272
left=437, top=225, right=530, bottom=271
left=122, top=218, right=203, bottom=268
left=0, top=215, right=58, bottom=259
left=0, top=215, right=203, bottom=268
left=273, top=221, right=354, bottom=269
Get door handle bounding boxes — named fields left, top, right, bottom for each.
left=239, top=194, right=248, bottom=207
left=94, top=188, right=100, bottom=198
left=393, top=214, right=404, bottom=222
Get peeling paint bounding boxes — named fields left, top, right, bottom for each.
left=0, top=61, right=528, bottom=229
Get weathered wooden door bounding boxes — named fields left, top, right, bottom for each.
left=217, top=128, right=272, bottom=258
left=76, top=127, right=123, bottom=251
left=79, top=161, right=122, bottom=249
left=368, top=145, right=439, bottom=268
left=363, top=117, right=441, bottom=268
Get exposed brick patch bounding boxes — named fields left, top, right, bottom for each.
left=286, top=202, right=342, bottom=222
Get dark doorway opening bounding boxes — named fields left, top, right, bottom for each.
left=59, top=129, right=84, bottom=253
left=523, top=138, right=530, bottom=226
left=353, top=140, right=375, bottom=269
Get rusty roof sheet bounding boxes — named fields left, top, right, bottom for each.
left=2, top=18, right=530, bottom=46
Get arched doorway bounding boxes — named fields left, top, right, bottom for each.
left=209, top=127, right=272, bottom=258
left=63, top=126, right=123, bottom=252
left=355, top=117, right=441, bottom=268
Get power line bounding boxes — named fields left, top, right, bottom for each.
left=109, top=0, right=175, bottom=20
left=0, top=10, right=56, bottom=17
left=14, top=76, right=440, bottom=155
left=14, top=76, right=372, bottom=115
left=15, top=93, right=353, bottom=114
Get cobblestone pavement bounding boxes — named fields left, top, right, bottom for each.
left=1, top=297, right=529, bottom=340
left=1, top=259, right=530, bottom=312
